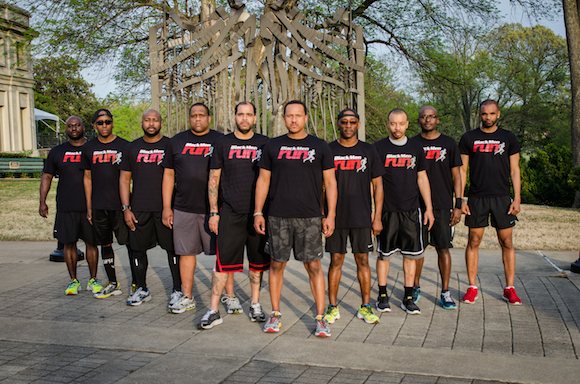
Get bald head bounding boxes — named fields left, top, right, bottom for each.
left=141, top=109, right=163, bottom=139
left=66, top=116, right=83, bottom=126
left=142, top=109, right=162, bottom=121
left=65, top=116, right=84, bottom=140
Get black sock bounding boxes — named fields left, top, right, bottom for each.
left=167, top=251, right=181, bottom=292
left=101, top=245, right=116, bottom=283
left=126, top=246, right=136, bottom=285
left=404, top=286, right=413, bottom=299
left=133, top=250, right=148, bottom=289
left=379, top=285, right=387, bottom=296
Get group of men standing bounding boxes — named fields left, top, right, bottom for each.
left=39, top=98, right=522, bottom=338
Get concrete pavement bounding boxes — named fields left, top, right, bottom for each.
left=0, top=241, right=578, bottom=383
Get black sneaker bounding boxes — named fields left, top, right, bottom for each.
left=375, top=294, right=391, bottom=312
left=401, top=297, right=421, bottom=315
left=571, top=259, right=580, bottom=273
left=198, top=309, right=223, bottom=330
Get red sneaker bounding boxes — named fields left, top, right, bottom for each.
left=502, top=287, right=522, bottom=305
left=462, top=286, right=478, bottom=303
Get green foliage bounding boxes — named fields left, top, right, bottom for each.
left=364, top=56, right=418, bottom=143
left=33, top=56, right=99, bottom=129
left=521, top=144, right=577, bottom=207
left=414, top=26, right=493, bottom=138
left=488, top=24, right=570, bottom=148
left=0, top=151, right=35, bottom=158
left=103, top=96, right=152, bottom=141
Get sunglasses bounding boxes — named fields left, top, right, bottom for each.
left=95, top=120, right=113, bottom=126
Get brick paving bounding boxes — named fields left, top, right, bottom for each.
left=0, top=243, right=578, bottom=383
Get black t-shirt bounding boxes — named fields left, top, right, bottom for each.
left=412, top=134, right=462, bottom=210
left=329, top=140, right=385, bottom=228
left=80, top=136, right=129, bottom=210
left=120, top=136, right=170, bottom=212
left=210, top=132, right=269, bottom=214
left=459, top=128, right=520, bottom=198
left=373, top=137, right=426, bottom=213
left=43, top=141, right=87, bottom=213
left=258, top=134, right=334, bottom=218
left=161, top=129, right=223, bottom=214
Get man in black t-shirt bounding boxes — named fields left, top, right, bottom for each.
left=411, top=106, right=463, bottom=310
left=324, top=108, right=384, bottom=326
left=120, top=110, right=182, bottom=307
left=162, top=103, right=223, bottom=314
left=198, top=102, right=270, bottom=330
left=254, top=100, right=338, bottom=337
left=373, top=108, right=435, bottom=315
left=459, top=99, right=522, bottom=305
left=81, top=109, right=130, bottom=299
left=40, top=116, right=101, bottom=295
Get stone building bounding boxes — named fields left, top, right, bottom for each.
left=0, top=1, right=36, bottom=154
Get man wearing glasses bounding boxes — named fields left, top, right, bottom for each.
left=81, top=109, right=131, bottom=299
left=411, top=106, right=463, bottom=310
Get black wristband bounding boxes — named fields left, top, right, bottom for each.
left=454, top=198, right=463, bottom=209
left=209, top=212, right=219, bottom=217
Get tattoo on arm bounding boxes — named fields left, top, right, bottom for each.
left=208, top=169, right=220, bottom=211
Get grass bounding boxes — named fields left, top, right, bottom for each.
left=1, top=180, right=579, bottom=250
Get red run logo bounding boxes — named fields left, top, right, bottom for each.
left=182, top=143, right=213, bottom=157
left=384, top=154, right=416, bottom=169
left=278, top=146, right=316, bottom=163
left=137, top=149, right=165, bottom=164
left=228, top=145, right=261, bottom=162
left=92, top=150, right=121, bottom=164
left=334, top=155, right=367, bottom=172
left=423, top=146, right=447, bottom=162
left=473, top=140, right=505, bottom=155
left=63, top=151, right=82, bottom=163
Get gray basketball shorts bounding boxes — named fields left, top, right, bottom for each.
left=265, top=216, right=323, bottom=263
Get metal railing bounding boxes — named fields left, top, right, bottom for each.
left=36, top=132, right=98, bottom=149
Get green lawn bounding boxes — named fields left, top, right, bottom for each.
left=1, top=179, right=579, bottom=249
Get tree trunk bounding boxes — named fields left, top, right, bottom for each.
left=563, top=0, right=580, bottom=207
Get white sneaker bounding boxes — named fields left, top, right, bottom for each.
left=221, top=295, right=243, bottom=314
left=127, top=287, right=151, bottom=306
left=168, top=290, right=183, bottom=307
left=249, top=302, right=266, bottom=322
left=168, top=295, right=195, bottom=314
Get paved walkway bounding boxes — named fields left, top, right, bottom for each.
left=0, top=241, right=578, bottom=384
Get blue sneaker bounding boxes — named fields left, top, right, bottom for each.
left=412, top=285, right=421, bottom=304
left=440, top=290, right=457, bottom=310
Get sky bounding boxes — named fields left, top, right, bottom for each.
left=85, top=1, right=568, bottom=99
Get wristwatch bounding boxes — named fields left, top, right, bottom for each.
left=122, top=205, right=131, bottom=212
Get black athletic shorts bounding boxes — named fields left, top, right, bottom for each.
left=377, top=209, right=425, bottom=260
left=266, top=216, right=323, bottom=263
left=325, top=227, right=373, bottom=254
left=129, top=211, right=174, bottom=252
left=422, top=209, right=454, bottom=249
left=91, top=209, right=129, bottom=246
left=465, top=196, right=517, bottom=229
left=215, top=205, right=270, bottom=273
left=54, top=211, right=94, bottom=245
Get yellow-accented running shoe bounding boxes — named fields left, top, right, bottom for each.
left=357, top=304, right=380, bottom=324
left=324, top=304, right=340, bottom=324
left=65, top=279, right=81, bottom=295
left=86, top=278, right=103, bottom=294
left=94, top=282, right=122, bottom=299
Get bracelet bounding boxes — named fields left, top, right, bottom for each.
left=209, top=212, right=219, bottom=217
left=253, top=212, right=263, bottom=217
left=122, top=205, right=131, bottom=212
left=454, top=198, right=463, bottom=209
